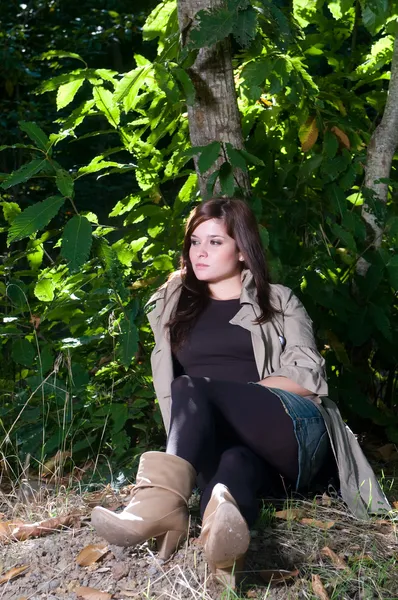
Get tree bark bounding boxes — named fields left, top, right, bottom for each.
left=358, top=32, right=398, bottom=274
left=177, top=0, right=251, bottom=198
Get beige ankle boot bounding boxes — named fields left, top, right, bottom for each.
left=91, top=452, right=196, bottom=560
left=200, top=483, right=250, bottom=588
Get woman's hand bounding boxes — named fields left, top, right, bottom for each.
left=256, top=376, right=314, bottom=397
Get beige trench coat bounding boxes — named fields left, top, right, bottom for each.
left=146, top=269, right=391, bottom=519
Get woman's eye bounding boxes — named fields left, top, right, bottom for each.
left=210, top=240, right=222, bottom=245
left=191, top=240, right=199, bottom=245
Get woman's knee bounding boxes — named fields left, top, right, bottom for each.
left=218, top=445, right=260, bottom=472
left=171, top=375, right=193, bottom=397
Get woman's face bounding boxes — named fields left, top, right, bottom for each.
left=188, top=218, right=243, bottom=283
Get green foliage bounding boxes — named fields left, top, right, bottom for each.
left=188, top=1, right=257, bottom=49
left=7, top=196, right=65, bottom=244
left=1, top=0, right=398, bottom=482
left=61, top=215, right=93, bottom=272
left=1, top=159, right=46, bottom=190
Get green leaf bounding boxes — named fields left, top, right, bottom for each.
left=27, top=240, right=44, bottom=271
left=114, top=66, right=152, bottom=112
left=259, top=225, right=269, bottom=249
left=35, top=70, right=87, bottom=94
left=232, top=6, right=257, bottom=47
left=143, top=0, right=176, bottom=42
left=300, top=154, right=323, bottom=178
left=206, top=169, right=220, bottom=197
left=56, top=79, right=85, bottom=110
left=153, top=254, right=174, bottom=271
left=34, top=278, right=55, bottom=302
left=189, top=8, right=234, bottom=49
left=19, top=121, right=50, bottom=152
left=56, top=170, right=74, bottom=197
left=219, top=162, right=235, bottom=196
left=387, top=255, right=398, bottom=290
left=8, top=196, right=65, bottom=244
left=119, top=316, right=139, bottom=368
left=293, top=0, right=318, bottom=27
left=238, top=149, right=265, bottom=166
left=323, top=130, right=339, bottom=159
left=110, top=403, right=129, bottom=434
left=327, top=183, right=347, bottom=215
left=93, top=87, right=120, bottom=127
left=61, top=215, right=93, bottom=273
left=1, top=201, right=21, bottom=224
left=38, top=50, right=86, bottom=64
left=1, top=159, right=46, bottom=190
left=368, top=304, right=391, bottom=341
left=360, top=0, right=389, bottom=35
left=198, top=142, right=221, bottom=174
left=172, top=67, right=196, bottom=105
left=328, top=0, right=355, bottom=19
left=12, top=338, right=36, bottom=367
left=330, top=223, right=357, bottom=252
left=6, top=280, right=27, bottom=310
left=225, top=143, right=248, bottom=171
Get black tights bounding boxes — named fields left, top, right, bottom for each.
left=166, top=376, right=300, bottom=526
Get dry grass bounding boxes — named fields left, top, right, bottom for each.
left=0, top=480, right=396, bottom=600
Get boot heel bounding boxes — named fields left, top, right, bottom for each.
left=210, top=556, right=245, bottom=589
left=156, top=529, right=185, bottom=560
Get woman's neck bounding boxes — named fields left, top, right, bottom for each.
left=208, top=275, right=242, bottom=301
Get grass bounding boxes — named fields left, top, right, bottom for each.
left=2, top=478, right=396, bottom=600
left=0, top=444, right=397, bottom=599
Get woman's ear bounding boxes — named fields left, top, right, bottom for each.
left=239, top=255, right=244, bottom=262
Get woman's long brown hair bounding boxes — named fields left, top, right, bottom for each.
left=168, top=197, right=276, bottom=352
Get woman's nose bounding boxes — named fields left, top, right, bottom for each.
left=197, top=245, right=208, bottom=257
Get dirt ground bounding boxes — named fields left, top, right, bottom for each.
left=0, top=489, right=397, bottom=600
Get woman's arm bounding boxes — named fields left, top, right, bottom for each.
left=257, top=289, right=328, bottom=397
left=256, top=375, right=313, bottom=396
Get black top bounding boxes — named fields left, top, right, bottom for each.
left=173, top=298, right=260, bottom=383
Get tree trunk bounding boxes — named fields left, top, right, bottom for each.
left=177, top=0, right=250, bottom=198
left=358, top=32, right=398, bottom=274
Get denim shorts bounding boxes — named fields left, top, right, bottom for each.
left=262, top=388, right=330, bottom=491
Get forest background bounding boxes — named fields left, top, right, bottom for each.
left=0, top=0, right=397, bottom=486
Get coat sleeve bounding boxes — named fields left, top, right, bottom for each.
left=266, top=291, right=328, bottom=395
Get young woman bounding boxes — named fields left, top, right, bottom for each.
left=92, top=198, right=390, bottom=587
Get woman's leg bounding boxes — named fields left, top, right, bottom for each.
left=199, top=445, right=281, bottom=527
left=166, top=375, right=299, bottom=484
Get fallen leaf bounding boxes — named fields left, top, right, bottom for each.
left=83, top=485, right=122, bottom=510
left=376, top=443, right=397, bottom=462
left=0, top=513, right=80, bottom=543
left=312, top=574, right=330, bottom=600
left=274, top=508, right=305, bottom=521
left=331, top=126, right=350, bottom=149
left=0, top=565, right=29, bottom=585
left=259, top=568, right=299, bottom=584
left=301, top=518, right=335, bottom=530
left=321, top=493, right=332, bottom=507
left=76, top=543, right=109, bottom=567
left=42, top=450, right=71, bottom=476
left=321, top=546, right=347, bottom=570
left=374, top=519, right=393, bottom=533
left=393, top=501, right=398, bottom=510
left=76, top=586, right=112, bottom=600
left=246, top=590, right=257, bottom=598
left=350, top=554, right=374, bottom=564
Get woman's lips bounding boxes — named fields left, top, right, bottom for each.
left=196, top=264, right=209, bottom=268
